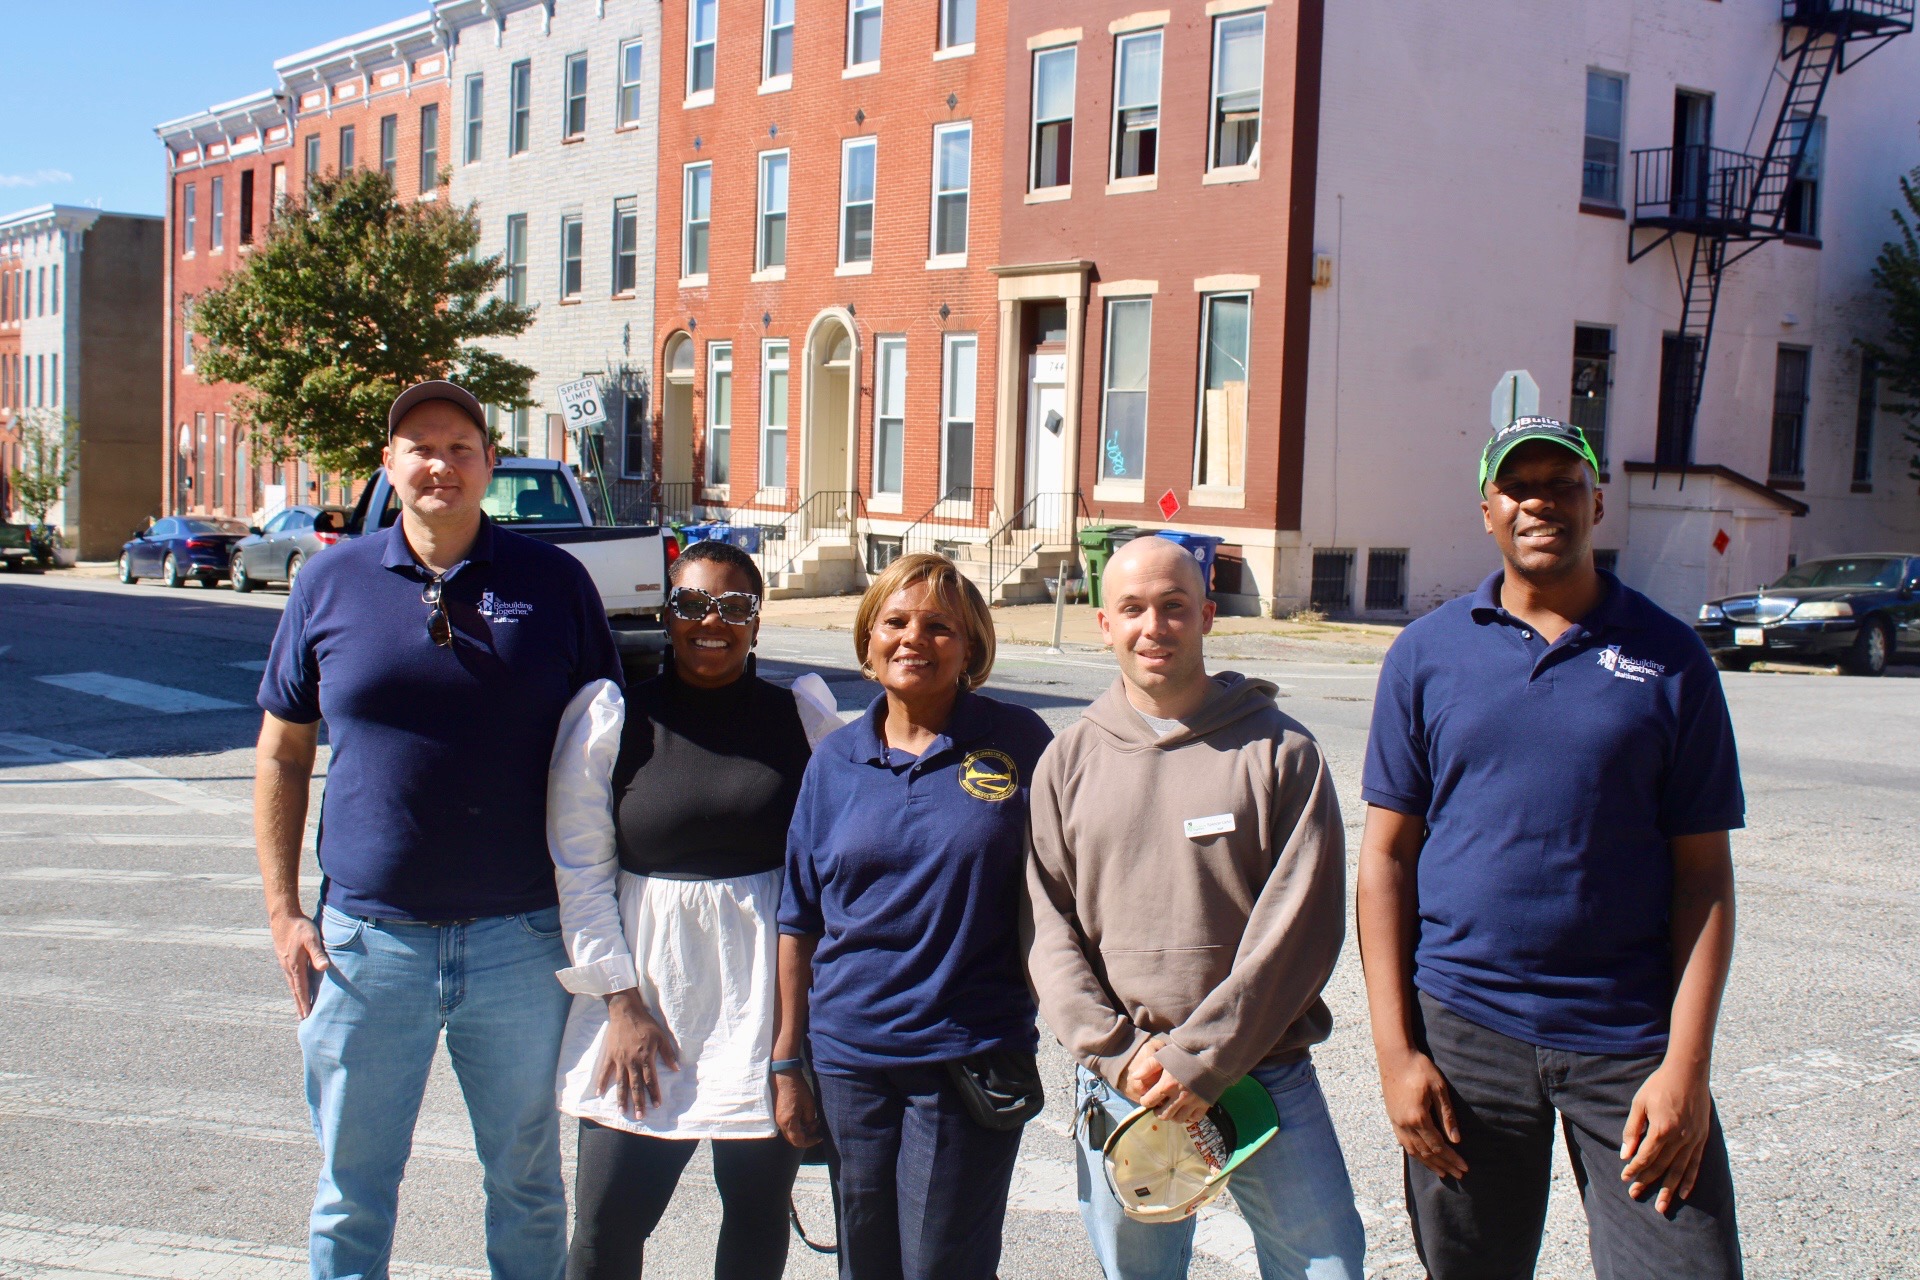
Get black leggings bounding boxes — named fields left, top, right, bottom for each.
left=567, top=1119, right=803, bottom=1280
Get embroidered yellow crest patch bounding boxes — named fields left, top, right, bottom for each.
left=958, top=749, right=1019, bottom=802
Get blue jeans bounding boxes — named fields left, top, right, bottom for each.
left=1074, top=1060, right=1366, bottom=1280
left=300, top=905, right=572, bottom=1280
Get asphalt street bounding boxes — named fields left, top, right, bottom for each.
left=0, top=572, right=1915, bottom=1279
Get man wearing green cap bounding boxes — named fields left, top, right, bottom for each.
left=1358, top=418, right=1744, bottom=1277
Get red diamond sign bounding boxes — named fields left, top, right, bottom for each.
left=1158, top=489, right=1181, bottom=520
left=1712, top=529, right=1731, bottom=555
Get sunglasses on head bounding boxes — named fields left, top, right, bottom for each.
left=668, top=586, right=761, bottom=625
left=421, top=576, right=452, bottom=648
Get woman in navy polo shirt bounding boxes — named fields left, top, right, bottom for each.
left=776, top=552, right=1053, bottom=1280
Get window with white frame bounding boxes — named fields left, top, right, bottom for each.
left=940, top=0, right=974, bottom=49
left=379, top=114, right=398, bottom=181
left=1194, top=294, right=1250, bottom=487
left=707, top=341, right=733, bottom=484
left=504, top=214, right=528, bottom=304
left=765, top=0, right=795, bottom=79
left=210, top=176, right=225, bottom=250
left=758, top=151, right=789, bottom=270
left=1785, top=115, right=1825, bottom=237
left=305, top=134, right=321, bottom=187
left=464, top=74, right=484, bottom=162
left=419, top=104, right=440, bottom=190
left=339, top=124, right=356, bottom=170
left=932, top=122, right=971, bottom=258
left=182, top=184, right=197, bottom=254
left=509, top=60, right=532, bottom=155
left=1208, top=12, right=1264, bottom=171
left=612, top=198, right=639, bottom=294
left=841, top=137, right=876, bottom=265
left=563, top=54, right=589, bottom=140
left=1100, top=298, right=1150, bottom=481
left=874, top=336, right=906, bottom=495
left=941, top=334, right=977, bottom=495
left=618, top=40, right=645, bottom=126
left=1583, top=70, right=1625, bottom=205
left=1031, top=46, right=1075, bottom=191
left=848, top=0, right=883, bottom=68
left=761, top=340, right=790, bottom=490
left=689, top=0, right=718, bottom=95
left=1112, top=30, right=1162, bottom=180
left=683, top=163, right=712, bottom=277
left=559, top=215, right=584, bottom=299
left=181, top=296, right=195, bottom=370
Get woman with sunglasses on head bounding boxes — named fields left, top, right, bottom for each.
left=546, top=538, right=841, bottom=1280
left=776, top=552, right=1054, bottom=1280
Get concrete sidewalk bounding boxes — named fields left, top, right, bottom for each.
left=761, top=593, right=1402, bottom=664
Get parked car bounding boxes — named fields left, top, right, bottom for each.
left=1, top=522, right=50, bottom=571
left=118, top=516, right=252, bottom=588
left=228, top=505, right=350, bottom=593
left=344, top=457, right=670, bottom=679
left=1695, top=553, right=1920, bottom=676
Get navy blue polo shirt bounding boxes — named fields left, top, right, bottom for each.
left=259, top=519, right=622, bottom=921
left=780, top=690, right=1053, bottom=1072
left=1362, top=570, right=1743, bottom=1055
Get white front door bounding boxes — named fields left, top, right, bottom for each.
left=1025, top=354, right=1067, bottom=512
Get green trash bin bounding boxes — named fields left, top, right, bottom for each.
left=1077, top=523, right=1136, bottom=608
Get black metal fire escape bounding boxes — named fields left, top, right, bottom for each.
left=1627, top=0, right=1913, bottom=466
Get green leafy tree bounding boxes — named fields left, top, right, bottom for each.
left=193, top=167, right=536, bottom=476
left=12, top=407, right=79, bottom=539
left=1861, top=165, right=1920, bottom=482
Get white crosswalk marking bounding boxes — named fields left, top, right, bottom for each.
left=0, top=918, right=270, bottom=948
left=2, top=868, right=317, bottom=890
left=33, top=673, right=246, bottom=715
left=0, top=733, right=251, bottom=815
left=0, top=1212, right=486, bottom=1280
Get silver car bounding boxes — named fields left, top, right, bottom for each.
left=228, top=505, right=350, bottom=593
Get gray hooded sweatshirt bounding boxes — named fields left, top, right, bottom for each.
left=1025, top=672, right=1345, bottom=1102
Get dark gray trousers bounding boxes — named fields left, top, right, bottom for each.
left=1406, top=991, right=1742, bottom=1280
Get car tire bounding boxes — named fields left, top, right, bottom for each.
left=163, top=553, right=185, bottom=589
left=118, top=554, right=138, bottom=585
left=230, top=555, right=252, bottom=593
left=1844, top=618, right=1891, bottom=677
left=286, top=552, right=304, bottom=589
left=1713, top=654, right=1753, bottom=673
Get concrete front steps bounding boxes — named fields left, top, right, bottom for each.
left=949, top=541, right=1078, bottom=605
left=764, top=540, right=864, bottom=599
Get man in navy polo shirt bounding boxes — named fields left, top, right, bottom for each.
left=253, top=380, right=621, bottom=1280
left=1357, top=417, right=1744, bottom=1279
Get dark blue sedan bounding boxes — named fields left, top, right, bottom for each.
left=118, top=516, right=251, bottom=588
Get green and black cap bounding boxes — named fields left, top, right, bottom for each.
left=1478, top=416, right=1600, bottom=494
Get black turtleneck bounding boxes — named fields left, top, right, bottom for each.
left=610, top=660, right=814, bottom=879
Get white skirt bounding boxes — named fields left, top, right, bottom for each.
left=555, top=867, right=781, bottom=1138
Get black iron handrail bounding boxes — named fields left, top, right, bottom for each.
left=753, top=489, right=863, bottom=586
left=985, top=491, right=1087, bottom=598
left=1631, top=146, right=1759, bottom=227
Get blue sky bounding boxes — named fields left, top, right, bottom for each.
left=0, top=2, right=427, bottom=218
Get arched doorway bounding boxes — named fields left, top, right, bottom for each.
left=802, top=311, right=856, bottom=499
left=660, top=333, right=695, bottom=493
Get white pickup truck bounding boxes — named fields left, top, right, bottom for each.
left=340, top=457, right=669, bottom=679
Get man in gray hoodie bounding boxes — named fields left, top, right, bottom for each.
left=1026, top=535, right=1365, bottom=1280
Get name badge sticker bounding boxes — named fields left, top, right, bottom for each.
left=1183, top=813, right=1237, bottom=839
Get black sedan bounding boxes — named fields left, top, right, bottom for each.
left=228, top=505, right=349, bottom=593
left=118, top=516, right=251, bottom=588
left=1695, top=554, right=1920, bottom=676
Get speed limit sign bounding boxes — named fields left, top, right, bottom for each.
left=556, top=378, right=608, bottom=428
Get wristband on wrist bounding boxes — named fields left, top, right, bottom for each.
left=769, top=1058, right=804, bottom=1075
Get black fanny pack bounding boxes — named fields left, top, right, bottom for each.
left=945, top=1050, right=1045, bottom=1132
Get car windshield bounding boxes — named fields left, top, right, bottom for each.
left=1768, top=557, right=1905, bottom=590
left=181, top=518, right=250, bottom=536
left=482, top=470, right=583, bottom=524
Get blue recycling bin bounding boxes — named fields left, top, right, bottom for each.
left=679, top=522, right=721, bottom=546
left=720, top=524, right=762, bottom=554
left=1154, top=530, right=1225, bottom=591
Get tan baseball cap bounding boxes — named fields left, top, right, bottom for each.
left=387, top=379, right=490, bottom=440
